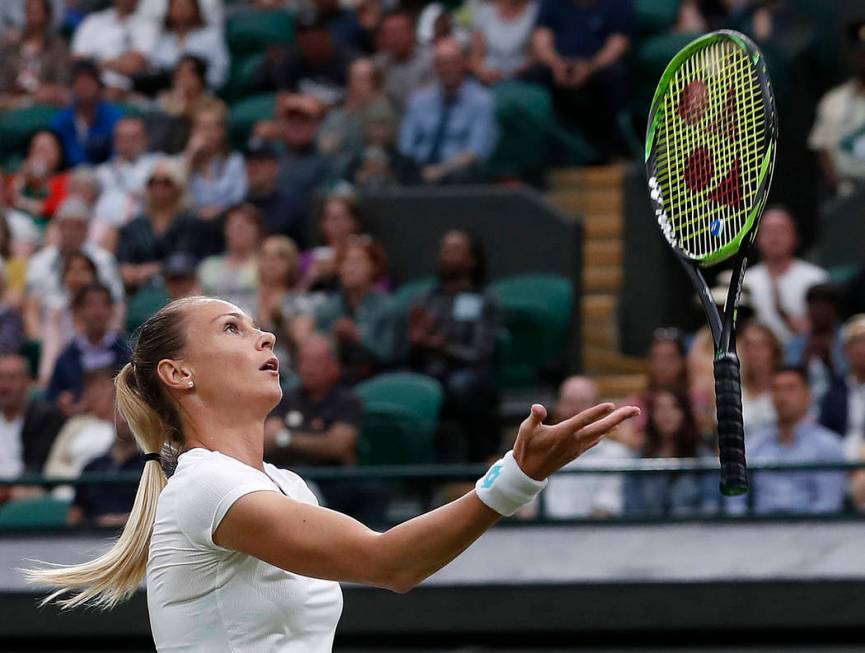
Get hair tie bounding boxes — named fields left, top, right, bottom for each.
left=144, top=452, right=161, bottom=462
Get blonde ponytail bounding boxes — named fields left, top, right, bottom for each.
left=21, top=298, right=200, bottom=610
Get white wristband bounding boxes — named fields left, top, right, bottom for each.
left=475, top=450, right=548, bottom=516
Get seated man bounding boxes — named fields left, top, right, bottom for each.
left=543, top=376, right=632, bottom=519
left=736, top=366, right=846, bottom=516
left=263, top=334, right=385, bottom=523
left=244, top=139, right=307, bottom=247
left=407, top=230, right=499, bottom=462
left=46, top=283, right=131, bottom=411
left=373, top=9, right=435, bottom=111
left=399, top=37, right=498, bottom=185
left=820, top=314, right=865, bottom=460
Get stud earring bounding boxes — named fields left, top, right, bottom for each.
left=187, top=380, right=194, bottom=388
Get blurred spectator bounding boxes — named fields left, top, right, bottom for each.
left=264, top=333, right=386, bottom=522
left=399, top=37, right=498, bottom=184
left=0, top=0, right=65, bottom=40
left=46, top=283, right=131, bottom=410
left=117, top=158, right=201, bottom=293
left=151, top=57, right=226, bottom=155
left=313, top=0, right=376, bottom=54
left=544, top=376, right=632, bottom=519
left=70, top=0, right=158, bottom=94
left=469, top=0, right=538, bottom=85
left=0, top=263, right=24, bottom=355
left=0, top=0, right=70, bottom=110
left=407, top=230, right=499, bottom=462
left=819, top=314, right=865, bottom=460
left=786, top=283, right=848, bottom=406
left=67, top=414, right=146, bottom=527
left=197, top=203, right=262, bottom=315
left=373, top=8, right=435, bottom=111
left=809, top=19, right=865, bottom=195
left=4, top=129, right=69, bottom=223
left=24, top=197, right=123, bottom=344
left=67, top=165, right=101, bottom=215
left=51, top=59, right=123, bottom=166
left=0, top=214, right=28, bottom=307
left=124, top=251, right=201, bottom=334
left=297, top=187, right=363, bottom=292
left=737, top=366, right=845, bottom=516
left=740, top=321, right=782, bottom=438
left=35, top=250, right=99, bottom=387
left=318, top=58, right=397, bottom=167
left=244, top=139, right=307, bottom=246
left=315, top=236, right=395, bottom=383
left=258, top=12, right=352, bottom=105
left=0, top=353, right=65, bottom=486
left=43, top=367, right=118, bottom=499
left=742, top=207, right=828, bottom=345
left=343, top=101, right=421, bottom=188
left=528, top=0, right=631, bottom=157
left=270, top=93, right=336, bottom=212
left=624, top=389, right=709, bottom=517
left=92, top=116, right=159, bottom=249
left=150, top=0, right=229, bottom=90
left=185, top=105, right=247, bottom=219
left=135, top=0, right=224, bottom=27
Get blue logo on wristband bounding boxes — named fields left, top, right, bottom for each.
left=481, top=464, right=502, bottom=489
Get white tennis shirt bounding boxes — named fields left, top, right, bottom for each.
left=146, top=448, right=343, bottom=652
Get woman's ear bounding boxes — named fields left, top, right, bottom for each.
left=156, top=359, right=193, bottom=392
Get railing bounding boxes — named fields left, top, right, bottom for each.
left=2, top=459, right=864, bottom=530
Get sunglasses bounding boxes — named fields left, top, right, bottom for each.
left=148, top=176, right=176, bottom=187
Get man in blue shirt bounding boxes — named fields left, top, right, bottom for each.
left=51, top=59, right=122, bottom=166
left=399, top=37, right=498, bottom=185
left=741, top=366, right=846, bottom=515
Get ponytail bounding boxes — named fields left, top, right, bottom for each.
left=21, top=363, right=175, bottom=610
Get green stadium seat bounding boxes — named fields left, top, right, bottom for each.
left=0, top=104, right=60, bottom=160
left=488, top=81, right=553, bottom=178
left=229, top=93, right=278, bottom=148
left=125, top=283, right=170, bottom=335
left=225, top=51, right=266, bottom=101
left=355, top=373, right=444, bottom=465
left=634, top=0, right=681, bottom=35
left=18, top=339, right=41, bottom=379
left=227, top=10, right=295, bottom=55
left=393, top=277, right=436, bottom=316
left=0, top=496, right=70, bottom=529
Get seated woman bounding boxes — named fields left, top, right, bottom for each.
left=197, top=203, right=262, bottom=316
left=3, top=129, right=69, bottom=228
left=0, top=0, right=69, bottom=110
left=315, top=236, right=395, bottom=383
left=469, top=0, right=538, bottom=85
left=149, top=0, right=229, bottom=90
left=740, top=321, right=782, bottom=438
left=117, top=158, right=202, bottom=295
left=0, top=213, right=29, bottom=308
left=624, top=389, right=713, bottom=517
left=185, top=105, right=247, bottom=220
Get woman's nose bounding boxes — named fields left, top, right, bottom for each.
left=258, top=330, right=276, bottom=350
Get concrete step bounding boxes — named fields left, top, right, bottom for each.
left=584, top=265, right=623, bottom=292
left=595, top=374, right=646, bottom=401
left=582, top=293, right=617, bottom=319
left=584, top=347, right=647, bottom=375
left=548, top=188, right=623, bottom=216
left=583, top=213, right=624, bottom=239
left=548, top=165, right=625, bottom=190
left=584, top=239, right=623, bottom=267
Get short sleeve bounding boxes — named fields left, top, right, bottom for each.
left=174, top=455, right=280, bottom=551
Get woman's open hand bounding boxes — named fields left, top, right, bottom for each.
left=513, top=402, right=640, bottom=481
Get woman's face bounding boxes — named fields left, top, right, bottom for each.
left=741, top=325, right=776, bottom=373
left=348, top=59, right=377, bottom=102
left=193, top=112, right=225, bottom=153
left=28, top=132, right=61, bottom=173
left=652, top=392, right=685, bottom=438
left=648, top=340, right=685, bottom=388
left=225, top=213, right=260, bottom=256
left=259, top=240, right=295, bottom=286
left=339, top=245, right=375, bottom=291
left=147, top=168, right=181, bottom=208
left=320, top=200, right=358, bottom=245
left=63, top=257, right=96, bottom=293
left=171, top=299, right=281, bottom=414
left=168, top=0, right=198, bottom=28
left=173, top=59, right=204, bottom=96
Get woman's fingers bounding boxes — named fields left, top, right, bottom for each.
left=554, top=402, right=615, bottom=435
left=518, top=403, right=547, bottom=434
left=577, top=406, right=641, bottom=440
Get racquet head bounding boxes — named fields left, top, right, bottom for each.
left=645, top=30, right=778, bottom=267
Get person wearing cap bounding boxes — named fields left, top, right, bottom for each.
left=809, top=18, right=865, bottom=195
left=24, top=197, right=124, bottom=341
left=819, top=315, right=865, bottom=460
left=244, top=138, right=307, bottom=247
left=399, top=37, right=499, bottom=185
left=70, top=0, right=159, bottom=93
left=50, top=59, right=123, bottom=166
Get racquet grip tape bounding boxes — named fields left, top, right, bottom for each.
left=714, top=353, right=749, bottom=496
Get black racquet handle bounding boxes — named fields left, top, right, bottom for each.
left=714, top=353, right=749, bottom=496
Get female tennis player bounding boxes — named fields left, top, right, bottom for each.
left=24, top=297, right=639, bottom=651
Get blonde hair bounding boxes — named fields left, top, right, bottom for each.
left=21, top=298, right=202, bottom=610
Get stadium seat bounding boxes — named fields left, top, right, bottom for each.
left=225, top=51, right=266, bottom=101
left=355, top=373, right=444, bottom=465
left=0, top=105, right=60, bottom=161
left=0, top=496, right=70, bottom=530
left=125, top=283, right=170, bottom=335
left=392, top=276, right=436, bottom=316
left=229, top=93, right=277, bottom=148
left=633, top=0, right=680, bottom=35
left=226, top=10, right=294, bottom=55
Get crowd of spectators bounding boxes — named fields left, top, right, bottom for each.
left=0, top=0, right=864, bottom=527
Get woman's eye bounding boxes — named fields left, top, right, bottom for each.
left=224, top=322, right=240, bottom=334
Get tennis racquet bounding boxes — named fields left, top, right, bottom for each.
left=644, top=30, right=778, bottom=496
